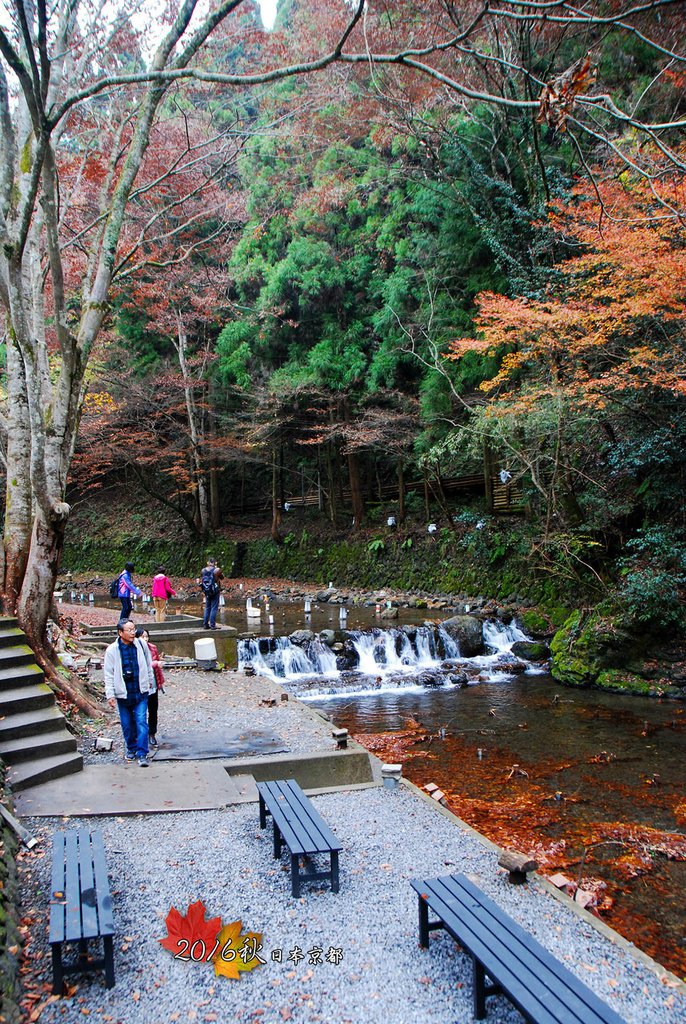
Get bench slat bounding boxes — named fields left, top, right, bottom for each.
left=412, top=874, right=626, bottom=1024
left=90, top=831, right=115, bottom=936
left=64, top=832, right=83, bottom=942
left=77, top=828, right=99, bottom=939
left=49, top=832, right=67, bottom=943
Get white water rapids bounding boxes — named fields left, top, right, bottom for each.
left=238, top=619, right=538, bottom=696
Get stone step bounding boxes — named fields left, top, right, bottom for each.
left=0, top=626, right=26, bottom=649
left=8, top=750, right=84, bottom=791
left=0, top=683, right=55, bottom=715
left=0, top=730, right=77, bottom=765
left=0, top=705, right=66, bottom=739
left=0, top=644, right=35, bottom=669
left=0, top=663, right=45, bottom=687
left=0, top=617, right=19, bottom=630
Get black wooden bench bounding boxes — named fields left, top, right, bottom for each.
left=410, top=873, right=627, bottom=1024
left=257, top=779, right=342, bottom=897
left=49, top=829, right=115, bottom=994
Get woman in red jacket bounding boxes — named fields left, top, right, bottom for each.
left=136, top=627, right=166, bottom=749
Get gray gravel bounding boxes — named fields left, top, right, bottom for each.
left=81, top=667, right=335, bottom=766
left=17, top=666, right=686, bottom=1024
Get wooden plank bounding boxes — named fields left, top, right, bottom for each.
left=49, top=832, right=67, bottom=943
left=64, top=831, right=83, bottom=942
left=412, top=875, right=626, bottom=1024
left=77, top=828, right=99, bottom=939
left=90, top=831, right=115, bottom=936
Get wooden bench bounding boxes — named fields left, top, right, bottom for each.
left=257, top=779, right=342, bottom=897
left=410, top=873, right=627, bottom=1024
left=49, top=829, right=115, bottom=995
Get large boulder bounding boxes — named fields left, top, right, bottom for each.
left=440, top=615, right=484, bottom=656
left=289, top=629, right=315, bottom=645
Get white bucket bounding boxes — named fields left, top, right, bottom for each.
left=194, top=637, right=217, bottom=661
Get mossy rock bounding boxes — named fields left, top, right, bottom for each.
left=550, top=610, right=635, bottom=688
left=511, top=640, right=550, bottom=662
left=518, top=609, right=552, bottom=637
left=595, top=669, right=652, bottom=695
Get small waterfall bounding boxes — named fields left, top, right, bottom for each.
left=238, top=619, right=535, bottom=689
left=438, top=625, right=460, bottom=659
left=239, top=635, right=338, bottom=680
left=483, top=620, right=527, bottom=652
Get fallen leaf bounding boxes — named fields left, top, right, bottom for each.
left=160, top=900, right=222, bottom=961
left=212, top=921, right=264, bottom=981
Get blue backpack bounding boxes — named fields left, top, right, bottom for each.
left=201, top=567, right=218, bottom=596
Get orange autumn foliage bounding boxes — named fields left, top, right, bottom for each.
left=446, top=176, right=686, bottom=416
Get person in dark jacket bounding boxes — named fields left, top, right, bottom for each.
left=199, top=557, right=223, bottom=629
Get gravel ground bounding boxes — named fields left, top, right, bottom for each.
left=79, top=668, right=335, bottom=766
left=15, top=669, right=686, bottom=1024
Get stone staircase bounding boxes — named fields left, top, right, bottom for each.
left=0, top=617, right=83, bottom=790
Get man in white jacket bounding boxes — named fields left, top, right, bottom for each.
left=104, top=619, right=155, bottom=766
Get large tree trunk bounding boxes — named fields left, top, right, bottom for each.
left=3, top=335, right=33, bottom=609
left=16, top=504, right=69, bottom=648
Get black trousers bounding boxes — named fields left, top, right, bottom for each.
left=148, top=692, right=159, bottom=736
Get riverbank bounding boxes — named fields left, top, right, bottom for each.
left=13, top=668, right=686, bottom=1023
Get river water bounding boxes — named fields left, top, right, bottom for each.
left=233, top=610, right=686, bottom=979
left=78, top=593, right=686, bottom=975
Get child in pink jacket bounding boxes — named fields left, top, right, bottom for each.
left=151, top=565, right=176, bottom=622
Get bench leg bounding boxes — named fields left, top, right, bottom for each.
left=418, top=895, right=429, bottom=947
left=291, top=853, right=301, bottom=898
left=78, top=938, right=89, bottom=965
left=51, top=944, right=64, bottom=996
left=330, top=851, right=339, bottom=894
left=473, top=957, right=486, bottom=1020
left=259, top=793, right=267, bottom=829
left=103, top=935, right=115, bottom=988
left=273, top=823, right=283, bottom=859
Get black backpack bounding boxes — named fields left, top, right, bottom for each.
left=109, top=575, right=121, bottom=599
left=201, top=567, right=218, bottom=596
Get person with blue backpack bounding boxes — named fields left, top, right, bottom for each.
left=116, top=562, right=142, bottom=619
left=199, top=557, right=222, bottom=629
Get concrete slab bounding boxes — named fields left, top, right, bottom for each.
left=14, top=760, right=240, bottom=817
left=153, top=728, right=288, bottom=760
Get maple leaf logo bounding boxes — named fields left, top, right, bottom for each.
left=212, top=920, right=264, bottom=980
left=160, top=899, right=222, bottom=962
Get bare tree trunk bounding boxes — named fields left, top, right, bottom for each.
left=270, top=449, right=282, bottom=542
left=483, top=437, right=494, bottom=510
left=398, top=460, right=405, bottom=523
left=174, top=314, right=210, bottom=536
left=207, top=379, right=221, bottom=529
left=342, top=399, right=364, bottom=528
